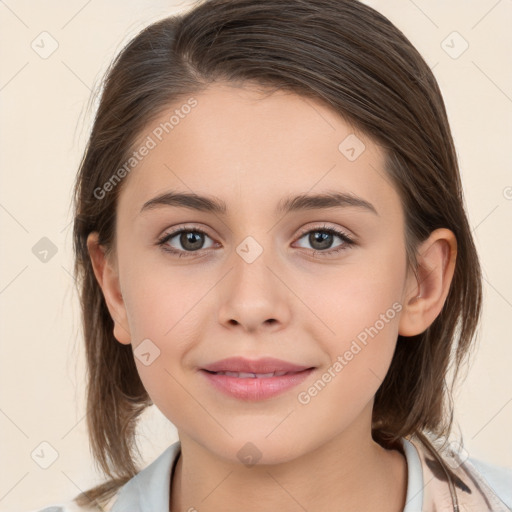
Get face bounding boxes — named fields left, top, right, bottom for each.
left=100, top=82, right=417, bottom=465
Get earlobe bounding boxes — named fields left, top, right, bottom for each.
left=86, top=232, right=131, bottom=345
left=398, top=228, right=457, bottom=337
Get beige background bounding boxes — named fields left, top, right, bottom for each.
left=0, top=1, right=511, bottom=510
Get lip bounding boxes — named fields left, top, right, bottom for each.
left=200, top=357, right=315, bottom=401
left=201, top=356, right=313, bottom=374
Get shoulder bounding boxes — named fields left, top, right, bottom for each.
left=408, top=435, right=512, bottom=511
left=466, top=457, right=512, bottom=510
left=27, top=443, right=180, bottom=512
left=24, top=504, right=93, bottom=512
left=24, top=494, right=119, bottom=512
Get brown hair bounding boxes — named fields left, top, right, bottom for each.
left=72, top=0, right=482, bottom=508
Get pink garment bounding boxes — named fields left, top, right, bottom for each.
left=407, top=434, right=511, bottom=511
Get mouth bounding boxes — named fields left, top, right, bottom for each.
left=199, top=366, right=315, bottom=401
left=201, top=356, right=313, bottom=374
left=203, top=369, right=306, bottom=378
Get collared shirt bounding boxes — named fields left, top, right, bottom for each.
left=31, top=436, right=512, bottom=512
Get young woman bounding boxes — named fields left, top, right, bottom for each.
left=31, top=0, right=512, bottom=510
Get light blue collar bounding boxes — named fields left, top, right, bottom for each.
left=401, top=437, right=425, bottom=512
left=110, top=441, right=181, bottom=512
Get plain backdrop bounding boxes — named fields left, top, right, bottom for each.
left=0, top=1, right=511, bottom=510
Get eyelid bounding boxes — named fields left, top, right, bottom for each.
left=156, top=224, right=216, bottom=251
left=292, top=223, right=356, bottom=257
left=158, top=222, right=355, bottom=242
left=295, top=222, right=355, bottom=241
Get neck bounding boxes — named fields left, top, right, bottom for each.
left=169, top=422, right=407, bottom=512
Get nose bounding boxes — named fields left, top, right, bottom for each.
left=217, top=241, right=291, bottom=334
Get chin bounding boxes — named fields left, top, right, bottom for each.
left=206, top=434, right=306, bottom=468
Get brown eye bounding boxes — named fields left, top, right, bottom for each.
left=308, top=231, right=336, bottom=250
left=294, top=226, right=355, bottom=256
left=176, top=231, right=206, bottom=251
left=157, top=227, right=216, bottom=257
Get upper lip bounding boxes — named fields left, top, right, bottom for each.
left=201, top=357, right=313, bottom=374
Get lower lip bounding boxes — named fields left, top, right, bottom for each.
left=200, top=368, right=315, bottom=401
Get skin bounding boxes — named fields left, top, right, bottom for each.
left=88, top=82, right=457, bottom=512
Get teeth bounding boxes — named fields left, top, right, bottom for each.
left=236, top=372, right=258, bottom=378
left=223, top=371, right=246, bottom=377
left=215, top=371, right=289, bottom=378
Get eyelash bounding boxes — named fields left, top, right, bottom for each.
left=156, top=224, right=356, bottom=259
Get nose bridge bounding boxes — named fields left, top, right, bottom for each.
left=235, top=234, right=273, bottom=294
left=217, top=232, right=290, bottom=331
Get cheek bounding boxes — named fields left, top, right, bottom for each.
left=309, top=249, right=405, bottom=340
left=305, top=249, right=406, bottom=388
left=119, top=262, right=214, bottom=403
left=121, top=260, right=211, bottom=342
left=317, top=300, right=400, bottom=404
left=294, top=274, right=403, bottom=434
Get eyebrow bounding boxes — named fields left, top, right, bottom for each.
left=140, top=190, right=378, bottom=216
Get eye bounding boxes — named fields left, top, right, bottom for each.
left=156, top=223, right=355, bottom=258
left=293, top=224, right=355, bottom=256
left=157, top=226, right=217, bottom=258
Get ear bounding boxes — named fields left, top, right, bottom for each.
left=86, top=232, right=131, bottom=345
left=398, top=228, right=457, bottom=337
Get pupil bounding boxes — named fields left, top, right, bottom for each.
left=181, top=232, right=203, bottom=251
left=310, top=231, right=332, bottom=250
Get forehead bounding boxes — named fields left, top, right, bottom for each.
left=118, top=82, right=398, bottom=220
